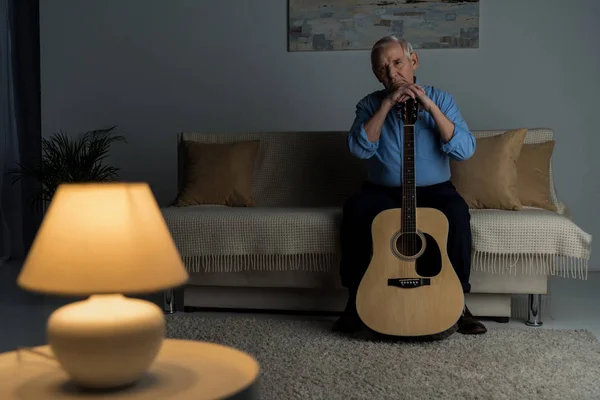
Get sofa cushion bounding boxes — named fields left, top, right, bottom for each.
left=450, top=128, right=527, bottom=211
left=176, top=140, right=260, bottom=207
left=517, top=141, right=557, bottom=211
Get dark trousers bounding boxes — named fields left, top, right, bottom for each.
left=339, top=180, right=472, bottom=294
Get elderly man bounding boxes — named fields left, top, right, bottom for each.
left=334, top=36, right=486, bottom=336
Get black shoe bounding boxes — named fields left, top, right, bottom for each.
left=458, top=305, right=487, bottom=335
left=332, top=312, right=364, bottom=334
left=332, top=292, right=364, bottom=334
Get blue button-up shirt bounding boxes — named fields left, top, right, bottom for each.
left=347, top=84, right=475, bottom=187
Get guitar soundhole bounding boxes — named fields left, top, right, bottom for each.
left=394, top=232, right=424, bottom=258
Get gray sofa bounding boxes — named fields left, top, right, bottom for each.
left=162, top=128, right=592, bottom=325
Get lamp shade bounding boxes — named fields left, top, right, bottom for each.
left=17, top=182, right=189, bottom=296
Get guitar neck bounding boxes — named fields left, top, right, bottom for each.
left=402, top=124, right=416, bottom=234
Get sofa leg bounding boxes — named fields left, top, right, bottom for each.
left=163, top=289, right=176, bottom=314
left=163, top=286, right=186, bottom=313
left=526, top=294, right=543, bottom=327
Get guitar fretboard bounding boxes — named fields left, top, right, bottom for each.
left=402, top=125, right=416, bottom=234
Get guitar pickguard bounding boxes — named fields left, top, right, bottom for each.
left=415, top=232, right=442, bottom=277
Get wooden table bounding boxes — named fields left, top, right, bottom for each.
left=0, top=339, right=260, bottom=399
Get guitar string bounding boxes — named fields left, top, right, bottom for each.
left=401, top=103, right=406, bottom=256
left=409, top=110, right=413, bottom=257
left=400, top=103, right=406, bottom=256
left=409, top=101, right=417, bottom=254
left=409, top=102, right=417, bottom=254
left=404, top=101, right=411, bottom=257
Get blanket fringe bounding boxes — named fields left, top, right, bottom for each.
left=182, top=253, right=340, bottom=273
left=472, top=251, right=589, bottom=279
left=181, top=251, right=588, bottom=279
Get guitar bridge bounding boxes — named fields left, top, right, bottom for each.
left=387, top=278, right=431, bottom=288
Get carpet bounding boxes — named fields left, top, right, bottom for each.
left=165, top=314, right=600, bottom=399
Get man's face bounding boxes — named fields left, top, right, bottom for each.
left=372, top=42, right=419, bottom=90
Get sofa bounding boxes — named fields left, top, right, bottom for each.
left=161, top=128, right=592, bottom=325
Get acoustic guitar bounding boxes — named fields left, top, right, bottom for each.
left=355, top=97, right=464, bottom=338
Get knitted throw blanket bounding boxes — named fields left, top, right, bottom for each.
left=162, top=204, right=591, bottom=279
left=469, top=207, right=591, bottom=279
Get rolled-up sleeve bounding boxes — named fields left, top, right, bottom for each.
left=347, top=98, right=378, bottom=159
left=437, top=93, right=476, bottom=161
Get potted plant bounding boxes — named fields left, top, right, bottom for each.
left=8, top=125, right=127, bottom=210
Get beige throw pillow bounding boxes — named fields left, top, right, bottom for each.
left=450, top=128, right=527, bottom=210
left=517, top=141, right=557, bottom=211
left=176, top=140, right=260, bottom=207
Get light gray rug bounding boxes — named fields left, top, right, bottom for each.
left=165, top=314, right=600, bottom=399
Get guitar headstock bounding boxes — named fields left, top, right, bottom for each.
left=400, top=98, right=419, bottom=126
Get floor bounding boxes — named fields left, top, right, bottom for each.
left=1, top=259, right=599, bottom=354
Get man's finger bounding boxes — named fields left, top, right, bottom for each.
left=410, top=84, right=424, bottom=94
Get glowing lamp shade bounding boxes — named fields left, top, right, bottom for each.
left=18, top=182, right=188, bottom=295
left=17, top=182, right=189, bottom=390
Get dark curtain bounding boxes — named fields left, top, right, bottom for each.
left=0, top=0, right=41, bottom=262
left=11, top=0, right=42, bottom=256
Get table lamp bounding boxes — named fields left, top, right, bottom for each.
left=17, top=182, right=189, bottom=390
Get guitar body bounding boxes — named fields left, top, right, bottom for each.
left=355, top=94, right=464, bottom=338
left=356, top=207, right=464, bottom=337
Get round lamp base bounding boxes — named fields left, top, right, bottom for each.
left=47, top=294, right=165, bottom=390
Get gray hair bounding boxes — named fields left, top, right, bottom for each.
left=370, top=36, right=414, bottom=68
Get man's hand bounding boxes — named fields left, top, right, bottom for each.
left=381, top=82, right=455, bottom=143
left=382, top=83, right=433, bottom=113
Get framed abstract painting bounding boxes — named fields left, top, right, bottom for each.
left=288, top=0, right=479, bottom=51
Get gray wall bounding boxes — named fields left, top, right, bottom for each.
left=40, top=0, right=599, bottom=270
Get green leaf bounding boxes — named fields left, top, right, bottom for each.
left=5, top=125, right=127, bottom=208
